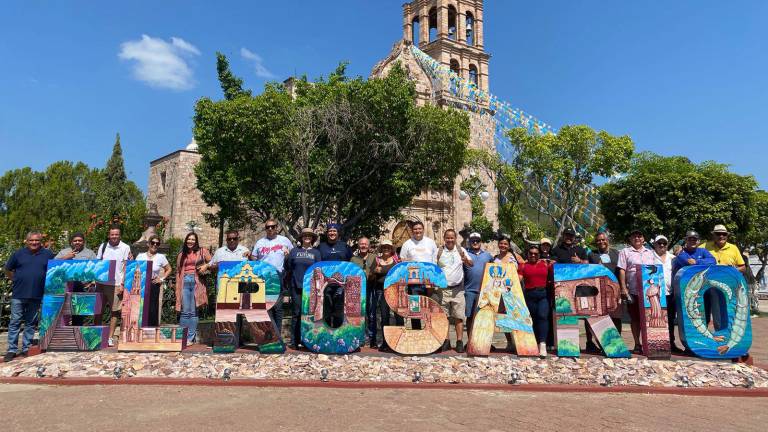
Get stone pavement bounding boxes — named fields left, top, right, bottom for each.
left=1, top=385, right=766, bottom=432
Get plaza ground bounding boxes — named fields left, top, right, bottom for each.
left=0, top=384, right=766, bottom=432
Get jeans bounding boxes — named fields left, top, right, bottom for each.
left=289, top=284, right=302, bottom=347
left=704, top=289, right=725, bottom=331
left=367, top=289, right=394, bottom=345
left=267, top=271, right=285, bottom=341
left=523, top=288, right=549, bottom=344
left=179, top=274, right=198, bottom=343
left=666, top=294, right=677, bottom=345
left=146, top=282, right=161, bottom=327
left=407, top=285, right=426, bottom=330
left=323, top=285, right=345, bottom=328
left=7, top=299, right=40, bottom=353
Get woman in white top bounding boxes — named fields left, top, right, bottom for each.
left=136, top=235, right=172, bottom=326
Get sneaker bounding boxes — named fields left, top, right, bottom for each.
left=538, top=342, right=547, bottom=359
left=3, top=352, right=15, bottom=362
left=441, top=340, right=451, bottom=352
left=108, top=337, right=115, bottom=347
left=18, top=351, right=28, bottom=358
left=455, top=340, right=465, bottom=353
left=369, top=339, right=377, bottom=349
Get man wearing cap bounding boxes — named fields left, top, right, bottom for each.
left=286, top=228, right=322, bottom=349
left=318, top=224, right=352, bottom=262
left=703, top=224, right=745, bottom=331
left=551, top=228, right=589, bottom=264
left=462, top=232, right=493, bottom=336
left=671, top=230, right=716, bottom=351
left=616, top=229, right=655, bottom=353
left=586, top=231, right=620, bottom=352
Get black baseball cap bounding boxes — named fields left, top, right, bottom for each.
left=562, top=228, right=576, bottom=236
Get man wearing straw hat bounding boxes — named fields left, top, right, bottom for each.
left=703, top=224, right=745, bottom=331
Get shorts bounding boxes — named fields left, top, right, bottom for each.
left=431, top=285, right=466, bottom=321
left=465, top=291, right=479, bottom=319
left=102, top=284, right=122, bottom=312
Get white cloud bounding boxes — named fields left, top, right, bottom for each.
left=118, top=35, right=200, bottom=90
left=240, top=47, right=276, bottom=79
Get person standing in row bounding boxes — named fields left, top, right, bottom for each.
left=175, top=232, right=211, bottom=345
left=351, top=237, right=377, bottom=347
left=55, top=232, right=97, bottom=326
left=3, top=231, right=55, bottom=362
left=494, top=236, right=521, bottom=352
left=206, top=229, right=250, bottom=271
left=435, top=229, right=472, bottom=353
left=399, top=221, right=438, bottom=330
left=672, top=230, right=716, bottom=352
left=704, top=224, right=745, bottom=332
left=369, top=240, right=400, bottom=351
left=318, top=224, right=351, bottom=328
left=539, top=238, right=553, bottom=262
left=135, top=235, right=172, bottom=327
left=518, top=244, right=551, bottom=358
left=586, top=231, right=620, bottom=352
left=286, top=228, right=322, bottom=349
left=463, top=232, right=492, bottom=337
left=96, top=225, right=133, bottom=347
left=253, top=220, right=293, bottom=338
left=552, top=228, right=588, bottom=264
left=616, top=229, right=655, bottom=354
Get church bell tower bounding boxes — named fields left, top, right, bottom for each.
left=402, top=0, right=490, bottom=97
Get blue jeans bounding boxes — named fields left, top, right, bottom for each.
left=367, top=289, right=394, bottom=345
left=465, top=291, right=479, bottom=319
left=179, top=274, right=198, bottom=343
left=523, top=288, right=549, bottom=344
left=7, top=299, right=40, bottom=353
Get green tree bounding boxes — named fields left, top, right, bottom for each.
left=739, top=190, right=768, bottom=313
left=599, top=152, right=757, bottom=245
left=194, top=59, right=470, bottom=242
left=507, top=125, right=634, bottom=242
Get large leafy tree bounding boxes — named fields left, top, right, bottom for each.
left=0, top=135, right=146, bottom=248
left=599, top=152, right=757, bottom=245
left=506, top=125, right=634, bottom=242
left=194, top=58, right=470, bottom=242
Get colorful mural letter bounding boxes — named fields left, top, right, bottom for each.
left=301, top=261, right=366, bottom=354
left=553, top=264, right=630, bottom=358
left=214, top=261, right=285, bottom=354
left=118, top=261, right=187, bottom=352
left=382, top=262, right=448, bottom=355
left=675, top=265, right=752, bottom=359
left=636, top=265, right=670, bottom=359
left=40, top=260, right=115, bottom=351
left=467, top=263, right=537, bottom=356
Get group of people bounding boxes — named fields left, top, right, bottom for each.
left=2, top=218, right=747, bottom=362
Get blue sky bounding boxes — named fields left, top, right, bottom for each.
left=1, top=1, right=766, bottom=191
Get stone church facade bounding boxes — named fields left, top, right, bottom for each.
left=147, top=0, right=498, bottom=249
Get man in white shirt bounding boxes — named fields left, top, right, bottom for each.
left=434, top=229, right=473, bottom=353
left=400, top=221, right=438, bottom=263
left=96, top=225, right=133, bottom=347
left=252, top=219, right=293, bottom=338
left=203, top=230, right=251, bottom=271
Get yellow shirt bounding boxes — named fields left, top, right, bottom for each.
left=703, top=241, right=745, bottom=267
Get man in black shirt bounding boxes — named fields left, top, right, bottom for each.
left=551, top=228, right=588, bottom=264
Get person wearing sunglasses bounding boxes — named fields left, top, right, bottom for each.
left=672, top=230, right=716, bottom=347
left=518, top=244, right=551, bottom=358
left=462, top=232, right=492, bottom=339
left=135, top=235, right=172, bottom=327
left=703, top=224, right=745, bottom=332
left=203, top=229, right=251, bottom=272
left=652, top=234, right=679, bottom=352
left=252, top=219, right=293, bottom=338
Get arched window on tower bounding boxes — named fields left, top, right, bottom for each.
left=448, top=5, right=458, bottom=40
left=412, top=17, right=420, bottom=45
left=450, top=59, right=461, bottom=75
left=429, top=7, right=438, bottom=42
left=466, top=12, right=475, bottom=46
left=469, top=64, right=479, bottom=87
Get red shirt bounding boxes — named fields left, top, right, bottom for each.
left=518, top=260, right=550, bottom=289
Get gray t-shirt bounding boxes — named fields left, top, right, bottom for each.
left=55, top=247, right=97, bottom=260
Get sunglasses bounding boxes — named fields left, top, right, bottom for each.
left=265, top=225, right=278, bottom=230
left=716, top=233, right=728, bottom=237
left=529, top=253, right=540, bottom=256
left=226, top=237, right=239, bottom=241
left=150, top=241, right=161, bottom=246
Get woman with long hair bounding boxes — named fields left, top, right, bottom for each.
left=175, top=232, right=211, bottom=344
left=136, top=234, right=172, bottom=327
left=517, top=244, right=551, bottom=358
